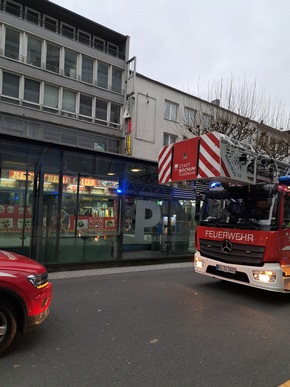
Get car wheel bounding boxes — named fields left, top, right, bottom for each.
left=0, top=303, right=17, bottom=356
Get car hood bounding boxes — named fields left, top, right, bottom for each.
left=0, top=250, right=46, bottom=273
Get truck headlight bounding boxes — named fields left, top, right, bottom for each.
left=27, top=273, right=49, bottom=288
left=252, top=270, right=276, bottom=283
left=194, top=256, right=204, bottom=269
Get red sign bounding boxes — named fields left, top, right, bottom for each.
left=171, top=137, right=199, bottom=182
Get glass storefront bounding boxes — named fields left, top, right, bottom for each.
left=0, top=136, right=195, bottom=267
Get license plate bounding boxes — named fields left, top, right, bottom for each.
left=216, top=264, right=236, bottom=274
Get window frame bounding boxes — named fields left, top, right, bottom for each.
left=184, top=107, right=196, bottom=127
left=163, top=133, right=177, bottom=146
left=164, top=100, right=178, bottom=122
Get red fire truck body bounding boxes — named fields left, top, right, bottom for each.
left=158, top=132, right=290, bottom=292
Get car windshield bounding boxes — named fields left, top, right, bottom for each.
left=199, top=184, right=279, bottom=230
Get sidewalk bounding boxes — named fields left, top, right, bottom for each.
left=48, top=261, right=193, bottom=280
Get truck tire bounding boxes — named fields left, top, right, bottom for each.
left=0, top=302, right=17, bottom=356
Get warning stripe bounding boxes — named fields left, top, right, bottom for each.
left=197, top=133, right=220, bottom=178
left=158, top=144, right=173, bottom=184
left=221, top=158, right=231, bottom=178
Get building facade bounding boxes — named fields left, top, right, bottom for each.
left=126, top=73, right=289, bottom=163
left=0, top=0, right=195, bottom=268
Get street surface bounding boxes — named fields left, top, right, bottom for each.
left=2, top=262, right=290, bottom=387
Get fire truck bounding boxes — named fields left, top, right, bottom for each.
left=158, top=131, right=290, bottom=292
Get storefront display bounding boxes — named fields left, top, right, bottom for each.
left=0, top=138, right=194, bottom=265
left=0, top=169, right=118, bottom=235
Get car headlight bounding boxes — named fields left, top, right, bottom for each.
left=27, top=273, right=49, bottom=288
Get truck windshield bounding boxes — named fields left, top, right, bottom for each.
left=199, top=184, right=279, bottom=230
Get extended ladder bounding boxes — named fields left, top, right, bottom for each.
left=158, top=132, right=290, bottom=185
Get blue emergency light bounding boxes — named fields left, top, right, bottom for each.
left=278, top=176, right=290, bottom=185
left=210, top=182, right=222, bottom=188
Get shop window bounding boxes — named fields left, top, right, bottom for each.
left=164, top=100, right=178, bottom=121
left=5, top=28, right=20, bottom=60
left=95, top=98, right=107, bottom=124
left=80, top=94, right=92, bottom=118
left=46, top=44, right=60, bottom=73
left=2, top=72, right=19, bottom=99
left=60, top=172, right=119, bottom=237
left=112, top=67, right=122, bottom=93
left=97, top=62, right=109, bottom=89
left=24, top=78, right=40, bottom=104
left=81, top=56, right=94, bottom=84
left=27, top=36, right=42, bottom=67
left=64, top=49, right=77, bottom=78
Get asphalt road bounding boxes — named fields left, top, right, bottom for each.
left=2, top=263, right=290, bottom=387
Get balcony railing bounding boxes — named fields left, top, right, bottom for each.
left=0, top=2, right=126, bottom=60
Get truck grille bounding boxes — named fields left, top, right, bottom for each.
left=200, top=239, right=265, bottom=266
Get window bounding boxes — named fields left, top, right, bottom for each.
left=64, top=49, right=77, bottom=78
left=184, top=107, right=196, bottom=127
left=82, top=56, right=94, bottom=84
left=61, top=23, right=75, bottom=39
left=95, top=99, right=107, bottom=123
left=110, top=103, right=121, bottom=127
left=80, top=95, right=92, bottom=117
left=2, top=72, right=19, bottom=98
left=62, top=90, right=76, bottom=113
left=97, top=62, right=109, bottom=89
left=5, top=28, right=20, bottom=60
left=24, top=79, right=40, bottom=103
left=112, top=67, right=122, bottom=93
left=164, top=101, right=178, bottom=121
left=202, top=114, right=212, bottom=129
left=44, top=15, right=58, bottom=32
left=78, top=30, right=91, bottom=46
left=25, top=8, right=40, bottom=24
left=44, top=84, right=59, bottom=110
left=284, top=196, right=290, bottom=227
left=46, top=44, right=60, bottom=73
left=94, top=37, right=105, bottom=51
left=163, top=133, right=177, bottom=146
left=27, top=36, right=42, bottom=67
left=107, top=42, right=118, bottom=57
left=6, top=1, right=21, bottom=17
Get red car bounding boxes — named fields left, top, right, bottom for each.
left=0, top=250, right=52, bottom=355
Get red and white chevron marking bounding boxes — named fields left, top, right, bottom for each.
left=158, top=143, right=173, bottom=184
left=197, top=132, right=230, bottom=179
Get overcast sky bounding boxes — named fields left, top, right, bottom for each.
left=55, top=0, right=290, bottom=126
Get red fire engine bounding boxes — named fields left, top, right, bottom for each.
left=158, top=131, right=290, bottom=292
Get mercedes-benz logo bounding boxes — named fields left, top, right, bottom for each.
left=221, top=240, right=232, bottom=254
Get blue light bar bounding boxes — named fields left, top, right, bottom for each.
left=210, top=182, right=222, bottom=188
left=278, top=176, right=290, bottom=185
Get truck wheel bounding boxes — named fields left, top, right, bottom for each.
left=0, top=303, right=17, bottom=356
